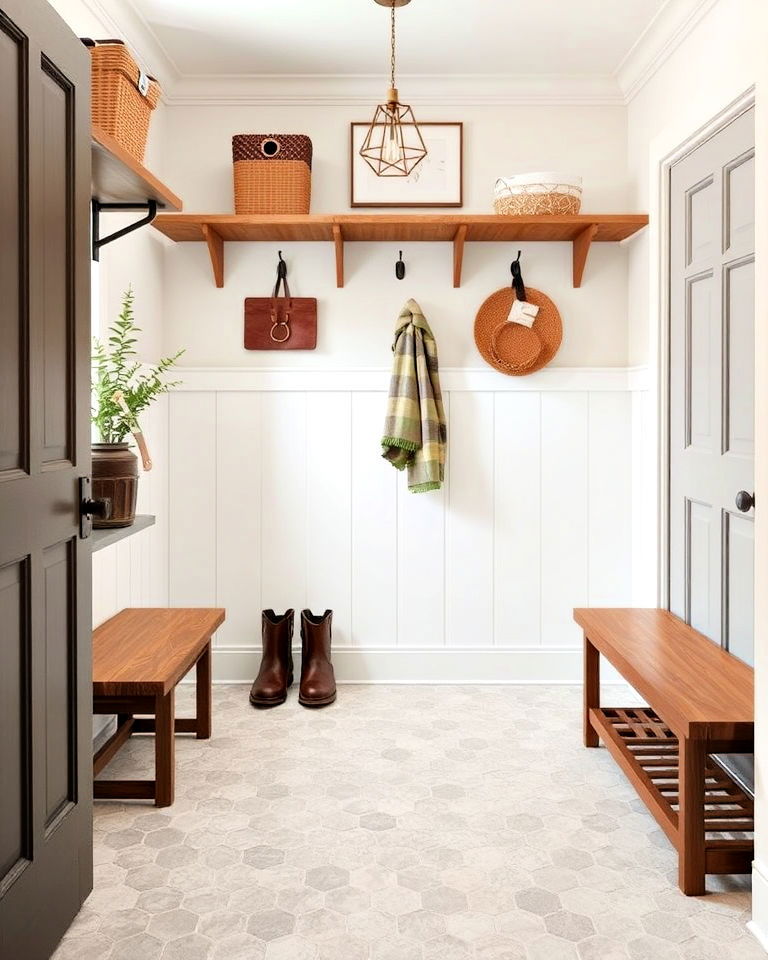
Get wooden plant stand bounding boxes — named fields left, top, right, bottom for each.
left=575, top=608, right=754, bottom=896
left=92, top=608, right=225, bottom=807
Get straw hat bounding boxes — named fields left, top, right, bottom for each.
left=474, top=286, right=562, bottom=376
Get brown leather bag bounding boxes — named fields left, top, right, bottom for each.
left=244, top=255, right=317, bottom=350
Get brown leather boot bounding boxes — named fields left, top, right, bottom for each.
left=250, top=609, right=294, bottom=708
left=299, top=609, right=337, bottom=708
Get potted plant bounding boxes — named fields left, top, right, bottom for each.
left=92, top=288, right=183, bottom=528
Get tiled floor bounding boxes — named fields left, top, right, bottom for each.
left=55, top=685, right=762, bottom=960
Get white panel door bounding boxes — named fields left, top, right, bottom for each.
left=669, top=107, right=755, bottom=662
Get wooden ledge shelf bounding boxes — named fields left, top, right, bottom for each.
left=152, top=213, right=648, bottom=289
left=92, top=515, right=156, bottom=553
left=92, top=126, right=182, bottom=211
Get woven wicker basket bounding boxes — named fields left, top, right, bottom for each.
left=87, top=40, right=160, bottom=162
left=232, top=135, right=312, bottom=215
left=494, top=173, right=582, bottom=216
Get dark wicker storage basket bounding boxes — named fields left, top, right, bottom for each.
left=232, top=134, right=312, bottom=215
left=86, top=39, right=160, bottom=162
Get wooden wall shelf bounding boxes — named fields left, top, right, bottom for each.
left=92, top=126, right=182, bottom=211
left=152, top=213, right=648, bottom=289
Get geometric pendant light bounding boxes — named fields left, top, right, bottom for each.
left=359, top=0, right=428, bottom=177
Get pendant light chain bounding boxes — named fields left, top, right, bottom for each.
left=359, top=0, right=427, bottom=177
left=390, top=1, right=397, bottom=91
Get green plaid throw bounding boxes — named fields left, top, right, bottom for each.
left=382, top=299, right=447, bottom=493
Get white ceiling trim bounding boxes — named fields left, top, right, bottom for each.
left=80, top=0, right=180, bottom=90
left=85, top=0, right=723, bottom=108
left=616, top=0, right=722, bottom=102
left=164, top=73, right=624, bottom=107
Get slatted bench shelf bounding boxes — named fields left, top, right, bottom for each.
left=574, top=607, right=754, bottom=896
left=590, top=707, right=754, bottom=877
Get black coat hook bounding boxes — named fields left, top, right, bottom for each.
left=510, top=250, right=527, bottom=301
left=395, top=250, right=406, bottom=280
left=277, top=250, right=287, bottom=280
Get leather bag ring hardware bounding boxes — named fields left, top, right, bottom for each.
left=270, top=320, right=291, bottom=343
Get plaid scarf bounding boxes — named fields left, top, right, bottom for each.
left=381, top=299, right=447, bottom=493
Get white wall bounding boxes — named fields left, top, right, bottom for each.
left=162, top=103, right=631, bottom=369
left=168, top=368, right=636, bottom=683
left=155, top=97, right=638, bottom=684
left=626, top=0, right=760, bottom=368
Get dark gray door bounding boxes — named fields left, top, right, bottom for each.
left=0, top=0, right=93, bottom=956
left=669, top=107, right=755, bottom=663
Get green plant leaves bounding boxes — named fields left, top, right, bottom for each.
left=91, top=287, right=184, bottom=443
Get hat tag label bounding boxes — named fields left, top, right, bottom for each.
left=506, top=299, right=540, bottom=328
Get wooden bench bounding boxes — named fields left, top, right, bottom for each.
left=574, top=607, right=754, bottom=896
left=93, top=607, right=225, bottom=807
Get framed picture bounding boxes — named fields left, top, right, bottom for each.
left=350, top=122, right=463, bottom=208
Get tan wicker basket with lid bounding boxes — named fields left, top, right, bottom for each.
left=232, top=135, right=313, bottom=215
left=86, top=39, right=160, bottom=162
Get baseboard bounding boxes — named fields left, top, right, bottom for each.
left=749, top=859, right=768, bottom=954
left=206, top=645, right=626, bottom=685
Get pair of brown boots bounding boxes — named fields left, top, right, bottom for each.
left=250, top=609, right=336, bottom=709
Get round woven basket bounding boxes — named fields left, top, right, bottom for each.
left=474, top=287, right=562, bottom=376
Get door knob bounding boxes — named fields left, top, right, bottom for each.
left=81, top=497, right=112, bottom=520
left=735, top=490, right=755, bottom=513
left=79, top=477, right=112, bottom=538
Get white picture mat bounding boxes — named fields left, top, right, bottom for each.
left=351, top=123, right=463, bottom=206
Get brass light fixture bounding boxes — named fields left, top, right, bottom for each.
left=359, top=0, right=427, bottom=177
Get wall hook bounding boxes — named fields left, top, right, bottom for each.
left=510, top=249, right=527, bottom=301
left=395, top=250, right=406, bottom=280
left=277, top=250, right=287, bottom=279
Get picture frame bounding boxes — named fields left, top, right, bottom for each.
left=350, top=121, right=463, bottom=208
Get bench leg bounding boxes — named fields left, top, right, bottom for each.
left=678, top=736, right=706, bottom=895
left=196, top=642, right=212, bottom=740
left=154, top=690, right=175, bottom=808
left=584, top=635, right=600, bottom=748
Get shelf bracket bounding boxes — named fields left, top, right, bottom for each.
left=91, top=200, right=158, bottom=261
left=202, top=224, right=224, bottom=288
left=333, top=223, right=344, bottom=288
left=453, top=224, right=467, bottom=288
left=572, top=223, right=599, bottom=288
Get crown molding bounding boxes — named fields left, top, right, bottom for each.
left=164, top=72, right=624, bottom=106
left=79, top=0, right=179, bottom=91
left=616, top=0, right=722, bottom=103
left=79, top=0, right=723, bottom=109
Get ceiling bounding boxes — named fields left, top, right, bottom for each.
left=125, top=0, right=670, bottom=78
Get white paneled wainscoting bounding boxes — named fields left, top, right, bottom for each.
left=167, top=367, right=650, bottom=684
left=91, top=394, right=171, bottom=625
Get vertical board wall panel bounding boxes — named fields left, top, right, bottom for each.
left=114, top=541, right=131, bottom=613
left=541, top=392, right=588, bottom=647
left=494, top=393, right=542, bottom=647
left=351, top=393, right=397, bottom=647
left=217, top=392, right=262, bottom=648
left=160, top=377, right=635, bottom=672
left=261, top=392, right=307, bottom=615
left=149, top=396, right=170, bottom=607
left=169, top=393, right=217, bottom=606
left=306, top=393, right=352, bottom=644
left=588, top=392, right=632, bottom=605
left=397, top=394, right=447, bottom=648
left=446, top=393, right=494, bottom=647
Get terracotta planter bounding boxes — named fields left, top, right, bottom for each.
left=92, top=443, right=138, bottom=528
